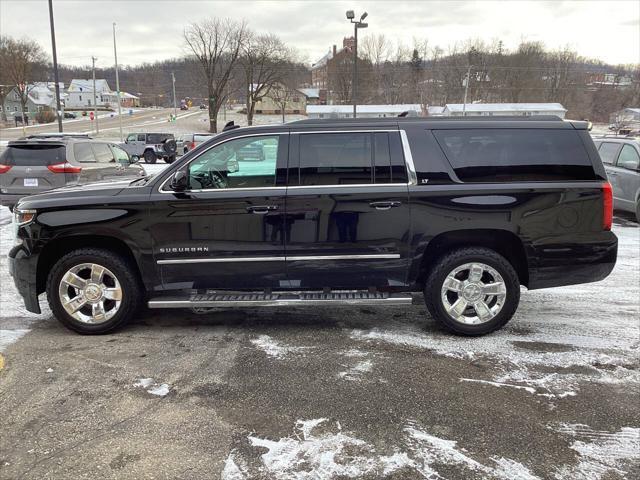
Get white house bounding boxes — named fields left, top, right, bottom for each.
left=442, top=103, right=567, bottom=118
left=611, top=107, right=640, bottom=124
left=66, top=79, right=117, bottom=109
left=306, top=104, right=422, bottom=119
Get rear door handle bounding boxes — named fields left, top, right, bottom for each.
left=369, top=201, right=402, bottom=210
left=246, top=205, right=279, bottom=214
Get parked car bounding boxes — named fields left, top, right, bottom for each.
left=63, top=112, right=78, bottom=119
left=177, top=133, right=216, bottom=155
left=121, top=132, right=177, bottom=164
left=10, top=116, right=617, bottom=336
left=593, top=136, right=640, bottom=221
left=0, top=138, right=145, bottom=211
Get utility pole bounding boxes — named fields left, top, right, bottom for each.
left=347, top=11, right=368, bottom=119
left=112, top=22, right=123, bottom=142
left=171, top=71, right=177, bottom=118
left=92, top=56, right=99, bottom=134
left=48, top=0, right=63, bottom=132
left=462, top=64, right=472, bottom=117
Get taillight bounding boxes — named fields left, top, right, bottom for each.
left=47, top=162, right=82, bottom=174
left=602, top=181, right=613, bottom=231
left=0, top=164, right=11, bottom=174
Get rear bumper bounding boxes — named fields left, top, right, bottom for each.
left=0, top=193, right=26, bottom=208
left=527, top=231, right=618, bottom=290
left=8, top=244, right=41, bottom=314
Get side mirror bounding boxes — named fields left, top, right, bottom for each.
left=130, top=155, right=140, bottom=164
left=170, top=170, right=188, bottom=191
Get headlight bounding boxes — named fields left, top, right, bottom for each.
left=14, top=208, right=36, bottom=226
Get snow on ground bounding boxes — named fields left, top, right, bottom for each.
left=250, top=334, right=311, bottom=359
left=349, top=219, right=640, bottom=402
left=223, top=418, right=544, bottom=479
left=133, top=377, right=171, bottom=397
left=550, top=423, right=640, bottom=479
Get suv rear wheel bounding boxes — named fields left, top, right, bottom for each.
left=143, top=150, right=156, bottom=164
left=423, top=247, right=520, bottom=336
left=46, top=248, right=141, bottom=334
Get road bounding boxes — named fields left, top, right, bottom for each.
left=0, top=108, right=306, bottom=144
left=0, top=200, right=638, bottom=479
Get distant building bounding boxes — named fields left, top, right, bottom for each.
left=2, top=82, right=66, bottom=118
left=253, top=83, right=306, bottom=114
left=298, top=87, right=325, bottom=105
left=442, top=103, right=567, bottom=118
left=307, top=104, right=422, bottom=119
left=119, top=92, right=141, bottom=108
left=611, top=107, right=640, bottom=123
left=66, top=79, right=112, bottom=109
left=311, top=38, right=356, bottom=90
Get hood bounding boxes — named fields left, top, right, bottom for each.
left=16, top=179, right=146, bottom=210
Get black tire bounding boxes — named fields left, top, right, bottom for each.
left=423, top=247, right=520, bottom=336
left=162, top=139, right=177, bottom=155
left=165, top=155, right=176, bottom=164
left=46, top=248, right=141, bottom=334
left=143, top=150, right=156, bottom=164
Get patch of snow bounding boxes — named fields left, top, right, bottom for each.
left=228, top=419, right=540, bottom=479
left=45, top=367, right=54, bottom=373
left=134, top=377, right=170, bottom=396
left=0, top=329, right=30, bottom=352
left=550, top=423, right=640, bottom=479
left=460, top=378, right=537, bottom=394
left=250, top=334, right=309, bottom=359
left=221, top=454, right=247, bottom=480
left=338, top=360, right=373, bottom=381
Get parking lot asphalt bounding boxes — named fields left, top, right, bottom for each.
left=0, top=213, right=639, bottom=480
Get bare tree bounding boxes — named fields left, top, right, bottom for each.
left=3, top=36, right=47, bottom=121
left=0, top=36, right=10, bottom=121
left=184, top=18, right=247, bottom=132
left=269, top=81, right=296, bottom=123
left=241, top=32, right=289, bottom=126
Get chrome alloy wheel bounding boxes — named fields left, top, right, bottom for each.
left=58, top=263, right=123, bottom=324
left=440, top=262, right=507, bottom=325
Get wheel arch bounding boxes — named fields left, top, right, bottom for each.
left=36, top=234, right=144, bottom=295
left=413, top=229, right=529, bottom=288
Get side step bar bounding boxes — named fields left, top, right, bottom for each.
left=148, top=290, right=415, bottom=309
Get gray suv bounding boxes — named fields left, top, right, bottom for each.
left=122, top=133, right=178, bottom=164
left=593, top=136, right=640, bottom=222
left=0, top=138, right=145, bottom=211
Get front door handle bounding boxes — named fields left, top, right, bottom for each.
left=369, top=201, right=402, bottom=210
left=246, top=205, right=279, bottom=215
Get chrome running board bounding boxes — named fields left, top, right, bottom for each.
left=148, top=290, right=414, bottom=308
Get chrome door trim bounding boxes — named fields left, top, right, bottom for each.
left=399, top=130, right=418, bottom=186
left=157, top=253, right=400, bottom=265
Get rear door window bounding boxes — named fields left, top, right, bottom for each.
left=92, top=143, right=115, bottom=163
left=433, top=129, right=596, bottom=182
left=1, top=145, right=66, bottom=166
left=298, top=132, right=372, bottom=185
left=617, top=144, right=640, bottom=171
left=598, top=142, right=621, bottom=165
left=74, top=143, right=96, bottom=163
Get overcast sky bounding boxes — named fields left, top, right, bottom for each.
left=1, top=0, right=638, bottom=69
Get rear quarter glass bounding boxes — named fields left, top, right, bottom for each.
left=1, top=145, right=66, bottom=166
left=432, top=128, right=597, bottom=182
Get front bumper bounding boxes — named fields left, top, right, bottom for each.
left=8, top=244, right=41, bottom=314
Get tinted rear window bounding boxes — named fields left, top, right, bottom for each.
left=1, top=145, right=66, bottom=166
left=433, top=129, right=596, bottom=182
left=147, top=134, right=173, bottom=144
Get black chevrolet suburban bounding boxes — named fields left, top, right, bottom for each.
left=9, top=117, right=617, bottom=335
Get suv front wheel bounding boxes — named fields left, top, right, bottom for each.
left=423, top=247, right=520, bottom=336
left=46, top=248, right=141, bottom=334
left=143, top=150, right=157, bottom=164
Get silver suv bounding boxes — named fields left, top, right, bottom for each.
left=0, top=138, right=145, bottom=211
left=593, top=136, right=640, bottom=222
left=122, top=133, right=178, bottom=164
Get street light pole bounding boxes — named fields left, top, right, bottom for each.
left=92, top=56, right=99, bottom=134
left=48, top=0, right=63, bottom=132
left=462, top=64, right=472, bottom=117
left=171, top=71, right=177, bottom=118
left=346, top=10, right=368, bottom=119
left=112, top=22, right=123, bottom=142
